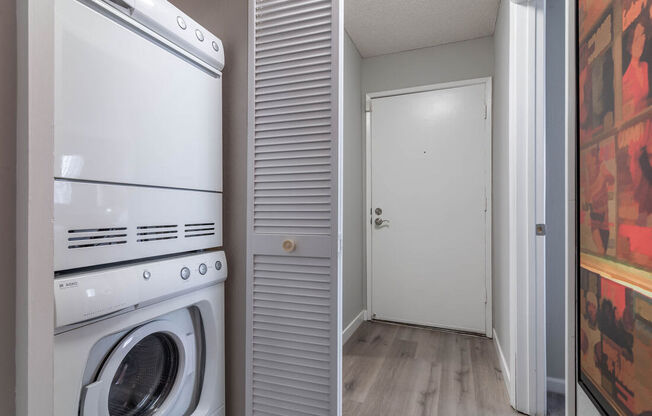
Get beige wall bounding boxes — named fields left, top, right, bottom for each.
left=492, top=0, right=511, bottom=372
left=0, top=0, right=16, bottom=414
left=169, top=1, right=248, bottom=415
left=361, top=36, right=494, bottom=95
left=342, top=32, right=365, bottom=328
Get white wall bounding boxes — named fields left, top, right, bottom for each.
left=169, top=2, right=248, bottom=415
left=343, top=32, right=365, bottom=328
left=492, top=0, right=511, bottom=385
left=577, top=387, right=601, bottom=416
left=361, top=36, right=494, bottom=95
left=0, top=0, right=16, bottom=413
left=545, top=0, right=566, bottom=386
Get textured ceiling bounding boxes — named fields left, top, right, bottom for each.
left=345, top=0, right=501, bottom=58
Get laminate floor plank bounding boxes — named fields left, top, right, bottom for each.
left=468, top=336, right=515, bottom=415
left=343, top=321, right=518, bottom=416
left=435, top=335, right=477, bottom=416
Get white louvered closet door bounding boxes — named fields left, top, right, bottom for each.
left=246, top=0, right=342, bottom=415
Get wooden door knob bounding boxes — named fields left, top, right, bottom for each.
left=282, top=239, right=297, bottom=253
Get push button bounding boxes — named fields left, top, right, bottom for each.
left=199, top=263, right=208, bottom=275
left=177, top=16, right=187, bottom=30
left=215, top=261, right=222, bottom=271
left=195, top=29, right=205, bottom=42
left=180, top=267, right=191, bottom=280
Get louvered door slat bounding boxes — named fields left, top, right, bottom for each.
left=257, top=27, right=330, bottom=48
left=256, top=0, right=325, bottom=14
left=256, top=9, right=331, bottom=29
left=247, top=0, right=340, bottom=413
left=256, top=57, right=331, bottom=75
left=256, top=51, right=331, bottom=68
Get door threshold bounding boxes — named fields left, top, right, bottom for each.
left=369, top=318, right=488, bottom=339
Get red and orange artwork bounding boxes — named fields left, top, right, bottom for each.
left=579, top=268, right=652, bottom=415
left=580, top=137, right=618, bottom=257
left=580, top=0, right=614, bottom=40
left=579, top=1, right=652, bottom=415
left=622, top=0, right=652, bottom=118
left=580, top=12, right=616, bottom=144
left=616, top=118, right=652, bottom=269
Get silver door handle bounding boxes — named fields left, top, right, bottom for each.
left=374, top=218, right=390, bottom=226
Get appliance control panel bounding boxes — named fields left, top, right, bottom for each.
left=54, top=251, right=227, bottom=328
left=101, top=0, right=225, bottom=71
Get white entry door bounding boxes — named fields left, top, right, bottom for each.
left=369, top=80, right=491, bottom=335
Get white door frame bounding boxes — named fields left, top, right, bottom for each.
left=535, top=0, right=548, bottom=414
left=16, top=0, right=56, bottom=415
left=511, top=0, right=548, bottom=414
left=511, top=1, right=537, bottom=413
left=364, top=77, right=493, bottom=339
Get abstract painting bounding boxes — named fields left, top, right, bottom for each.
left=579, top=1, right=652, bottom=415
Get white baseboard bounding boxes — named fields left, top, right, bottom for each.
left=343, top=310, right=366, bottom=344
left=493, top=329, right=514, bottom=406
left=547, top=377, right=565, bottom=395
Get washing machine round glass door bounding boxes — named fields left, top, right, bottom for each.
left=81, top=320, right=196, bottom=416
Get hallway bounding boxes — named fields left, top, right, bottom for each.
left=343, top=321, right=517, bottom=416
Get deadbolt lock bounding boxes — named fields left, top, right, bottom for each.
left=375, top=208, right=383, bottom=215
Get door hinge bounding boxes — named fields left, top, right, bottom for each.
left=483, top=104, right=488, bottom=119
left=536, top=224, right=546, bottom=236
left=484, top=196, right=488, bottom=212
left=338, top=232, right=343, bottom=253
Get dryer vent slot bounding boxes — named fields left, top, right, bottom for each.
left=68, top=227, right=127, bottom=233
left=137, top=225, right=179, bottom=243
left=137, top=236, right=178, bottom=242
left=184, top=222, right=216, bottom=238
left=67, top=227, right=128, bottom=249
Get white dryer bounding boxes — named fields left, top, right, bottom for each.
left=54, top=251, right=227, bottom=416
left=54, top=0, right=225, bottom=272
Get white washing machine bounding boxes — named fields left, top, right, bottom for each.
left=54, top=251, right=227, bottom=416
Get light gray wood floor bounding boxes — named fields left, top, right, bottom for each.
left=343, top=321, right=518, bottom=416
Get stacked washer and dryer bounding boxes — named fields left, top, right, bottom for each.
left=53, top=0, right=226, bottom=415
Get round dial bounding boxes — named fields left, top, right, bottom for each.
left=180, top=267, right=191, bottom=280
left=176, top=16, right=187, bottom=30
